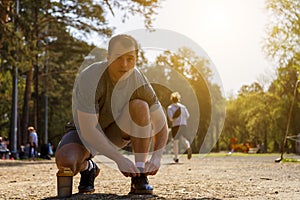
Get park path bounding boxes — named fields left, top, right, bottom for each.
left=0, top=154, right=299, bottom=199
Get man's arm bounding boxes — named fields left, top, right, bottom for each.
left=145, top=123, right=168, bottom=175
left=152, top=123, right=168, bottom=157
left=185, top=106, right=190, bottom=119
left=144, top=105, right=168, bottom=175
left=77, top=110, right=140, bottom=177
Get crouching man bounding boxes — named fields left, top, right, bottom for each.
left=55, top=34, right=168, bottom=195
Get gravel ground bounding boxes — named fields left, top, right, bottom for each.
left=0, top=153, right=299, bottom=200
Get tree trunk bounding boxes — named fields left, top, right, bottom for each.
left=33, top=4, right=39, bottom=131
left=33, top=58, right=39, bottom=130
left=21, top=67, right=33, bottom=145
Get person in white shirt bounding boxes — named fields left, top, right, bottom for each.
left=28, top=126, right=38, bottom=161
left=167, top=92, right=192, bottom=163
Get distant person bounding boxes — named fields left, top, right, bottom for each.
left=167, top=92, right=192, bottom=163
left=19, top=144, right=27, bottom=159
left=55, top=34, right=168, bottom=195
left=0, top=136, right=10, bottom=159
left=28, top=126, right=38, bottom=161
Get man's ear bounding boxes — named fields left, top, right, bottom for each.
left=106, top=53, right=110, bottom=61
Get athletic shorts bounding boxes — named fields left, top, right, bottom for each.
left=56, top=122, right=131, bottom=152
left=171, top=125, right=187, bottom=140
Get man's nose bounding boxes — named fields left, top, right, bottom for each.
left=120, top=58, right=128, bottom=68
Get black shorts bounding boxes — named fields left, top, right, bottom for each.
left=56, top=122, right=131, bottom=153
left=56, top=130, right=83, bottom=151
left=171, top=125, right=187, bottom=140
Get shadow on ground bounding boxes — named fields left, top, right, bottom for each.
left=42, top=193, right=222, bottom=200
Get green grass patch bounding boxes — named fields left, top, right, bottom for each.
left=206, top=152, right=278, bottom=157
left=281, top=158, right=300, bottom=163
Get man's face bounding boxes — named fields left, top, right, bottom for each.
left=107, top=41, right=137, bottom=83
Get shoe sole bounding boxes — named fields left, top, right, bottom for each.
left=129, top=188, right=153, bottom=195
left=78, top=188, right=95, bottom=193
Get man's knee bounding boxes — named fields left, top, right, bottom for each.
left=129, top=99, right=150, bottom=125
left=55, top=143, right=90, bottom=174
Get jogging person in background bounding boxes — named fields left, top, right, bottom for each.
left=167, top=91, right=192, bottom=163
left=55, top=34, right=168, bottom=195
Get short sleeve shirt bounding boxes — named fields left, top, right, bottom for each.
left=29, top=132, right=38, bottom=144
left=167, top=103, right=190, bottom=127
left=73, top=61, right=159, bottom=129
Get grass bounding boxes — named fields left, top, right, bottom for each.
left=281, top=158, right=300, bottom=163
left=203, top=152, right=300, bottom=163
left=206, top=152, right=279, bottom=157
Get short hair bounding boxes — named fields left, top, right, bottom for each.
left=170, top=92, right=181, bottom=103
left=27, top=126, right=35, bottom=131
left=108, top=34, right=139, bottom=55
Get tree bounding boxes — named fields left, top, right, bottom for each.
left=263, top=0, right=300, bottom=69
left=262, top=0, right=300, bottom=152
left=221, top=79, right=297, bottom=153
left=0, top=0, right=163, bottom=150
left=153, top=47, right=224, bottom=153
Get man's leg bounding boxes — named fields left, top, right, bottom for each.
left=33, top=143, right=37, bottom=161
left=28, top=145, right=32, bottom=160
left=180, top=125, right=192, bottom=160
left=173, top=139, right=179, bottom=163
left=126, top=99, right=153, bottom=194
left=171, top=126, right=180, bottom=163
left=55, top=130, right=100, bottom=193
left=128, top=100, right=152, bottom=169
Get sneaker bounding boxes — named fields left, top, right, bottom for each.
left=129, top=169, right=153, bottom=195
left=173, top=158, right=179, bottom=163
left=78, top=160, right=100, bottom=193
left=187, top=148, right=192, bottom=160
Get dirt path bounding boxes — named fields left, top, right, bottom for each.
left=0, top=154, right=299, bottom=200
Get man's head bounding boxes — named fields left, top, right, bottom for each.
left=108, top=34, right=139, bottom=56
left=107, top=34, right=139, bottom=83
left=28, top=126, right=35, bottom=132
left=170, top=92, right=181, bottom=103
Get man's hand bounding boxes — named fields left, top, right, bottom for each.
left=144, top=155, right=161, bottom=176
left=116, top=157, right=140, bottom=177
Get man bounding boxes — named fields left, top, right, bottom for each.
left=167, top=92, right=192, bottom=163
left=28, top=126, right=38, bottom=161
left=55, top=34, right=168, bottom=195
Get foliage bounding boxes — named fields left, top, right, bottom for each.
left=102, top=0, right=161, bottom=30
left=152, top=47, right=224, bottom=152
left=263, top=0, right=300, bottom=68
left=0, top=0, right=162, bottom=149
left=219, top=0, right=300, bottom=154
left=3, top=0, right=299, bottom=155
left=221, top=79, right=300, bottom=153
left=0, top=70, right=12, bottom=137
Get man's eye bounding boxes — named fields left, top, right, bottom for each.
left=127, top=58, right=134, bottom=62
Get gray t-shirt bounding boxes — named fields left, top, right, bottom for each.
left=73, top=61, right=159, bottom=130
